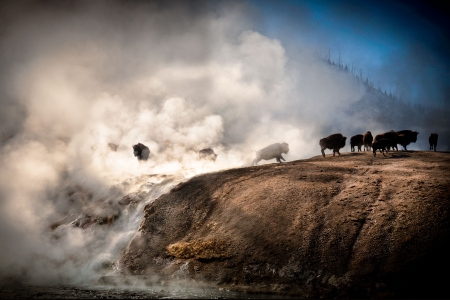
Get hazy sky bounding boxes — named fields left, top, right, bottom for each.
left=252, top=0, right=450, bottom=105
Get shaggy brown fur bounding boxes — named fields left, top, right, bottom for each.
left=350, top=134, right=364, bottom=152
left=319, top=133, right=347, bottom=157
left=397, top=130, right=419, bottom=151
left=374, top=131, right=404, bottom=152
left=363, top=131, right=373, bottom=151
left=372, top=138, right=390, bottom=157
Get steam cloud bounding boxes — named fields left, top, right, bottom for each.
left=0, top=0, right=446, bottom=286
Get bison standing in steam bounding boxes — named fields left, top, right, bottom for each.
left=397, top=130, right=419, bottom=151
left=350, top=134, right=364, bottom=152
left=363, top=131, right=373, bottom=151
left=319, top=133, right=347, bottom=157
left=252, top=142, right=289, bottom=166
left=198, top=148, right=218, bottom=161
left=429, top=133, right=438, bottom=151
left=132, top=143, right=150, bottom=161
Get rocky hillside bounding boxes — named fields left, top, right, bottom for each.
left=119, top=151, right=450, bottom=298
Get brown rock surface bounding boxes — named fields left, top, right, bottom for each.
left=120, top=151, right=450, bottom=298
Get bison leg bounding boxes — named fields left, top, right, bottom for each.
left=358, top=146, right=361, bottom=152
left=321, top=146, right=326, bottom=157
left=277, top=156, right=286, bottom=163
left=252, top=155, right=261, bottom=166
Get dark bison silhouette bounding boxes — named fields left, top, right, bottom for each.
left=374, top=131, right=404, bottom=152
left=319, top=133, right=347, bottom=157
left=132, top=143, right=150, bottom=161
left=350, top=134, right=364, bottom=152
left=372, top=139, right=390, bottom=157
left=198, top=148, right=218, bottom=161
left=397, top=130, right=419, bottom=151
left=429, top=133, right=438, bottom=151
left=363, top=131, right=373, bottom=151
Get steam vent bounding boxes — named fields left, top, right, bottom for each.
left=119, top=151, right=450, bottom=298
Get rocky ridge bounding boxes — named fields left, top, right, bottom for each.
left=119, top=151, right=450, bottom=298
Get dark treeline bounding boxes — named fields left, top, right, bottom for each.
left=323, top=53, right=450, bottom=150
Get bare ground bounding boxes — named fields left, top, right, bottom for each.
left=120, top=150, right=450, bottom=298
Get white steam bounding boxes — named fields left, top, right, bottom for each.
left=0, top=0, right=370, bottom=286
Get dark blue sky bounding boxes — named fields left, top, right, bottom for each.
left=250, top=0, right=450, bottom=106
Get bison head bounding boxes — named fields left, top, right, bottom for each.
left=132, top=144, right=140, bottom=157
left=411, top=131, right=419, bottom=142
left=281, top=142, right=289, bottom=154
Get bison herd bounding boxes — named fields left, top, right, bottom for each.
left=126, top=130, right=438, bottom=165
left=319, top=130, right=438, bottom=157
left=131, top=142, right=219, bottom=163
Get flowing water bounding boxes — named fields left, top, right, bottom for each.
left=23, top=172, right=301, bottom=299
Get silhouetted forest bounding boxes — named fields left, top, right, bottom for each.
left=325, top=54, right=449, bottom=144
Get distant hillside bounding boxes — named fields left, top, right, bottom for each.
left=324, top=57, right=450, bottom=150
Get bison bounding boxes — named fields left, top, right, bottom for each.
left=252, top=142, right=289, bottom=166
left=372, top=139, right=390, bottom=157
left=319, top=133, right=347, bottom=157
left=429, top=133, right=438, bottom=151
left=132, top=143, right=150, bottom=161
left=363, top=131, right=373, bottom=151
left=198, top=148, right=218, bottom=161
left=350, top=134, right=364, bottom=152
left=396, top=130, right=419, bottom=151
left=374, top=130, right=404, bottom=152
